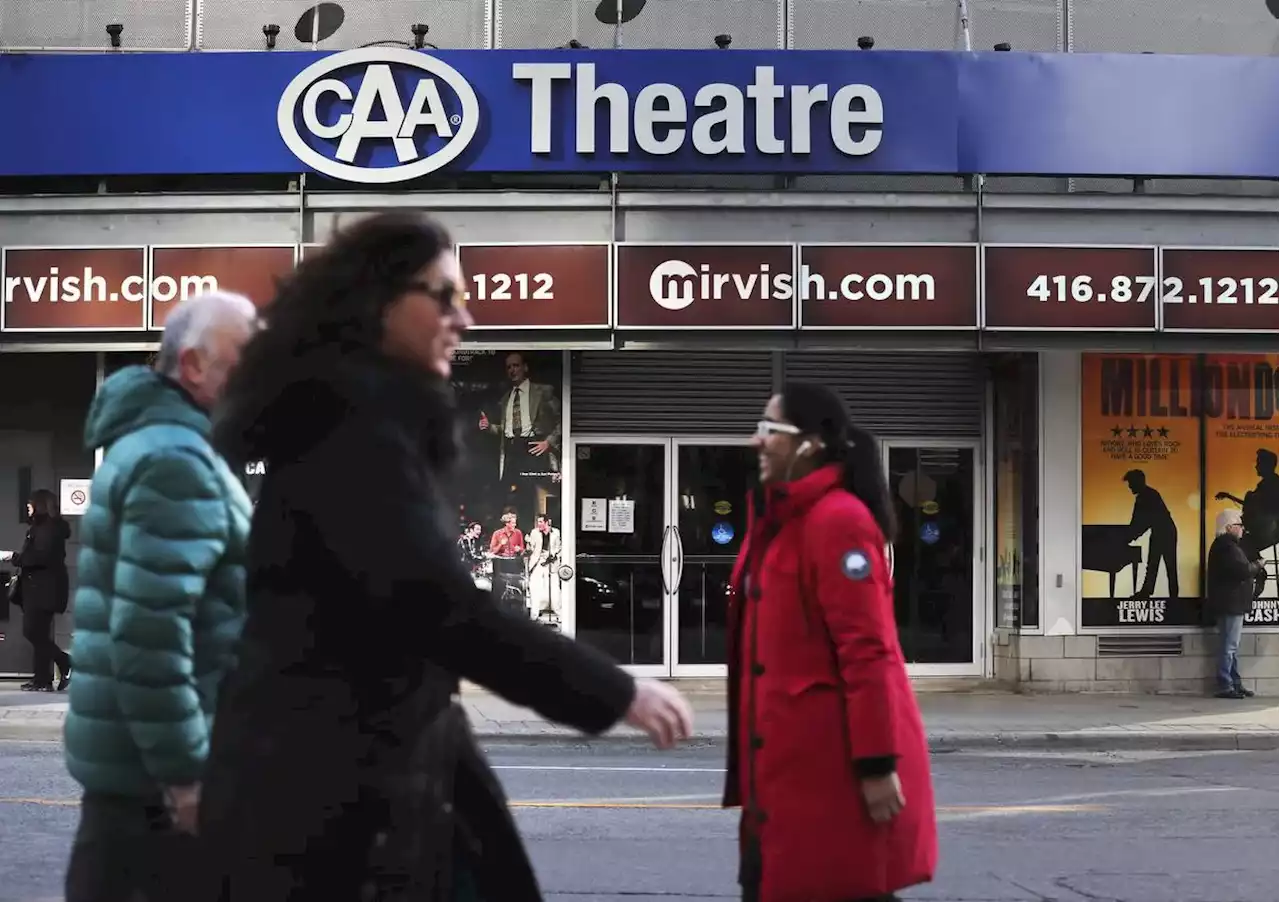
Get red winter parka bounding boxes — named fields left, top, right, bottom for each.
left=722, top=464, right=938, bottom=902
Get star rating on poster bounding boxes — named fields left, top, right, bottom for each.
left=1109, top=424, right=1172, bottom=439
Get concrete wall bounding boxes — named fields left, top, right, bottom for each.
left=998, top=632, right=1279, bottom=697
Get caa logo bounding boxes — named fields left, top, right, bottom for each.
left=277, top=47, right=479, bottom=185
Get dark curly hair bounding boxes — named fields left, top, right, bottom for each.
left=235, top=210, right=452, bottom=371
left=213, top=211, right=455, bottom=463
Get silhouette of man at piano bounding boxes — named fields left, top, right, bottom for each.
left=1124, top=469, right=1179, bottom=599
left=1214, top=448, right=1279, bottom=562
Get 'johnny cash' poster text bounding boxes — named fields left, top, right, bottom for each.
left=1202, top=354, right=1279, bottom=627
left=1081, top=355, right=1203, bottom=627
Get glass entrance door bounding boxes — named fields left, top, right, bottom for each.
left=884, top=441, right=984, bottom=675
left=569, top=436, right=755, bottom=676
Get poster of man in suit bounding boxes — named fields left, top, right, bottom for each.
left=451, top=350, right=564, bottom=621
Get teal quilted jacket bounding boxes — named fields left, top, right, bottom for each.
left=64, top=366, right=252, bottom=796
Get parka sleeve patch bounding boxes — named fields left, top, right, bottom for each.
left=840, top=548, right=873, bottom=582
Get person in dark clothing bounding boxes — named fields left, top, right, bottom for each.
left=1206, top=509, right=1263, bottom=700
left=202, top=210, right=693, bottom=902
left=1123, top=469, right=1179, bottom=599
left=0, top=489, right=72, bottom=691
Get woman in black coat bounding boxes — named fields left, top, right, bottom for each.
left=1, top=489, right=72, bottom=691
left=1205, top=509, right=1262, bottom=700
left=202, top=211, right=692, bottom=902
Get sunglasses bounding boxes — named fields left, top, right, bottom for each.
left=755, top=419, right=801, bottom=440
left=405, top=280, right=467, bottom=312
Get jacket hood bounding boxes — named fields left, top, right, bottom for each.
left=213, top=350, right=460, bottom=471
left=84, top=366, right=210, bottom=452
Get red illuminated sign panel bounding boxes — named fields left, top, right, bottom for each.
left=458, top=244, right=611, bottom=329
left=1, top=247, right=149, bottom=332
left=614, top=244, right=795, bottom=330
left=983, top=245, right=1158, bottom=330
left=1160, top=247, right=1279, bottom=332
left=149, top=245, right=297, bottom=328
left=798, top=244, right=978, bottom=329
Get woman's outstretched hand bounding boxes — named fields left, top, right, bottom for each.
left=625, top=679, right=695, bottom=750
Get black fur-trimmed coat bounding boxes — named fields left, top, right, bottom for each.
left=199, top=352, right=636, bottom=901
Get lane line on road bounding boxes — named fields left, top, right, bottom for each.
left=492, top=765, right=726, bottom=773
left=0, top=796, right=1106, bottom=816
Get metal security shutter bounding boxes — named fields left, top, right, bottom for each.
left=570, top=350, right=774, bottom=435
left=782, top=352, right=984, bottom=438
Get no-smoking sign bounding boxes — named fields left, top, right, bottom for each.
left=59, top=479, right=93, bottom=517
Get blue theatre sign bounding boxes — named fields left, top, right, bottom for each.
left=0, top=48, right=1275, bottom=183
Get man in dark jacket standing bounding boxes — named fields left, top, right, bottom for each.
left=62, top=291, right=259, bottom=902
left=1206, top=509, right=1263, bottom=700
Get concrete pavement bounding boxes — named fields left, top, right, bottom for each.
left=2, top=679, right=1275, bottom=750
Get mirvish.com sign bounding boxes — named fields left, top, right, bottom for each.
left=0, top=245, right=296, bottom=332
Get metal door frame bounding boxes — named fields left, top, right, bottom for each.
left=882, top=438, right=987, bottom=678
left=669, top=436, right=754, bottom=678
left=564, top=435, right=674, bottom=678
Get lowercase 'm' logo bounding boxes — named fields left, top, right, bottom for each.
left=648, top=259, right=699, bottom=311
left=277, top=47, right=479, bottom=185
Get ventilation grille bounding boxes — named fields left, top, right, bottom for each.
left=782, top=351, right=984, bottom=439
left=570, top=350, right=774, bottom=435
left=1097, top=635, right=1184, bottom=658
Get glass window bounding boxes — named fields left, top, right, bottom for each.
left=992, top=353, right=1040, bottom=630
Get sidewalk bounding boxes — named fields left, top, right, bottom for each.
left=2, top=680, right=1275, bottom=749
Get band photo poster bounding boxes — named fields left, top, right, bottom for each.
left=1080, top=354, right=1202, bottom=627
left=450, top=350, right=567, bottom=629
left=1081, top=353, right=1279, bottom=629
left=1202, top=354, right=1279, bottom=627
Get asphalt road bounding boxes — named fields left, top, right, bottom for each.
left=0, top=739, right=1274, bottom=901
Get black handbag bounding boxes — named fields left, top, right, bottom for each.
left=6, top=567, right=23, bottom=608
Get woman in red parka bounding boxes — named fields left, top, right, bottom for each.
left=724, top=382, right=938, bottom=902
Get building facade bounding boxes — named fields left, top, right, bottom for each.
left=0, top=0, right=1276, bottom=693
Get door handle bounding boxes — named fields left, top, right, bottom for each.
left=671, top=526, right=685, bottom=590
left=659, top=524, right=673, bottom=595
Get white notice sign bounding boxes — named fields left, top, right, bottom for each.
left=60, top=478, right=93, bottom=517
left=607, top=499, right=636, bottom=534
left=581, top=497, right=607, bottom=532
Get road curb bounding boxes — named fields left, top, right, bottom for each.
left=925, top=730, right=1279, bottom=752
left=4, top=722, right=1275, bottom=752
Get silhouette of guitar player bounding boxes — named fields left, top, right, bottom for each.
left=1123, top=469, right=1179, bottom=600
left=1215, top=447, right=1279, bottom=561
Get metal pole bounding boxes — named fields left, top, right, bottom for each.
left=954, top=0, right=973, bottom=51
left=614, top=0, right=624, bottom=48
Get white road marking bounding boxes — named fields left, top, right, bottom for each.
left=492, top=765, right=726, bottom=773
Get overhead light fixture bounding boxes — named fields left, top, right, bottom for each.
left=411, top=23, right=438, bottom=50
left=993, top=42, right=1011, bottom=51
left=106, top=23, right=123, bottom=49
left=594, top=0, right=646, bottom=25
left=263, top=23, right=280, bottom=50
left=714, top=34, right=732, bottom=49
left=294, top=2, right=345, bottom=44
left=856, top=35, right=875, bottom=50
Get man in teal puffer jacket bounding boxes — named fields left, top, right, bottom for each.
left=63, top=291, right=258, bottom=902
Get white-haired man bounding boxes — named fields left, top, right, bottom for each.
left=1206, top=508, right=1264, bottom=700
left=63, top=291, right=258, bottom=902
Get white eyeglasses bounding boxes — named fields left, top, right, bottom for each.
left=755, top=420, right=801, bottom=440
